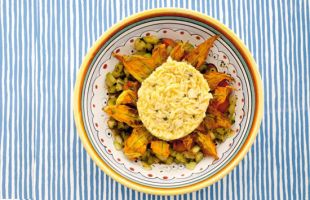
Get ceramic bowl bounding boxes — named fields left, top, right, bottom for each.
left=73, top=8, right=263, bottom=195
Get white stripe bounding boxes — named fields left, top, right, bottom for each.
left=75, top=0, right=80, bottom=198
left=20, top=0, right=25, bottom=197
left=44, top=0, right=49, bottom=198
left=277, top=0, right=284, bottom=199
left=294, top=2, right=301, bottom=200
left=69, top=0, right=75, bottom=199
left=15, top=2, right=21, bottom=197
left=49, top=1, right=55, bottom=198
left=116, top=0, right=120, bottom=22
left=288, top=0, right=295, bottom=199
left=286, top=0, right=293, bottom=199
left=0, top=0, right=4, bottom=195
left=282, top=1, right=290, bottom=199
left=257, top=1, right=264, bottom=199
left=38, top=0, right=43, bottom=199
left=269, top=1, right=279, bottom=199
left=32, top=0, right=38, bottom=196
left=59, top=0, right=64, bottom=197
left=64, top=0, right=69, bottom=199
left=262, top=0, right=271, bottom=198
left=5, top=0, right=10, bottom=195
left=247, top=1, right=254, bottom=199
left=85, top=2, right=91, bottom=200
left=11, top=0, right=16, bottom=196
left=25, top=0, right=31, bottom=196
left=54, top=0, right=59, bottom=197
left=303, top=2, right=310, bottom=200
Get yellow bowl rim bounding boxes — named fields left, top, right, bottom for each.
left=73, top=8, right=264, bottom=195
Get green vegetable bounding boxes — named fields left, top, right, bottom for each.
left=134, top=38, right=146, bottom=51
left=147, top=156, right=155, bottom=165
left=191, top=145, right=201, bottom=154
left=165, top=156, right=174, bottom=164
left=182, top=42, right=194, bottom=52
left=166, top=46, right=173, bottom=54
left=105, top=72, right=117, bottom=87
left=107, top=97, right=116, bottom=106
left=117, top=122, right=127, bottom=130
left=213, top=128, right=233, bottom=143
left=170, top=149, right=177, bottom=157
left=185, top=162, right=197, bottom=170
left=114, top=134, right=123, bottom=144
left=143, top=35, right=159, bottom=44
left=134, top=51, right=147, bottom=56
left=195, top=152, right=204, bottom=162
left=107, top=85, right=117, bottom=94
left=141, top=162, right=152, bottom=170
left=112, top=63, right=124, bottom=78
left=198, top=64, right=208, bottom=73
left=107, top=118, right=117, bottom=129
left=145, top=43, right=153, bottom=51
left=113, top=141, right=122, bottom=150
left=228, top=95, right=236, bottom=122
left=175, top=153, right=187, bottom=163
left=144, top=53, right=152, bottom=58
left=115, top=83, right=123, bottom=92
left=120, top=131, right=129, bottom=141
left=183, top=151, right=195, bottom=159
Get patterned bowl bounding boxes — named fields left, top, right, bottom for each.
left=73, top=8, right=263, bottom=195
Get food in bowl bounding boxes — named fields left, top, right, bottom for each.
left=137, top=58, right=212, bottom=141
left=103, top=35, right=236, bottom=170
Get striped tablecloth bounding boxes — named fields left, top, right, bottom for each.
left=0, top=0, right=309, bottom=199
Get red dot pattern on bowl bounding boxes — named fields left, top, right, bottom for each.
left=196, top=36, right=200, bottom=40
left=163, top=176, right=168, bottom=180
left=130, top=167, right=135, bottom=171
left=148, top=174, right=153, bottom=177
left=146, top=32, right=150, bottom=36
left=115, top=49, right=120, bottom=53
left=130, top=39, right=134, bottom=43
left=163, top=30, right=167, bottom=33
left=103, top=64, right=107, bottom=69
left=180, top=31, right=184, bottom=35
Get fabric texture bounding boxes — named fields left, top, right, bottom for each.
left=0, top=0, right=309, bottom=199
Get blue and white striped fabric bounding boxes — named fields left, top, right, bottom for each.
left=0, top=0, right=309, bottom=199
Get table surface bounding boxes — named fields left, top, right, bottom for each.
left=0, top=0, right=309, bottom=199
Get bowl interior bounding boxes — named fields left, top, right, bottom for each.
left=81, top=16, right=255, bottom=188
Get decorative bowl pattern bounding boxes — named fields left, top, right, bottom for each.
left=74, top=9, right=263, bottom=195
